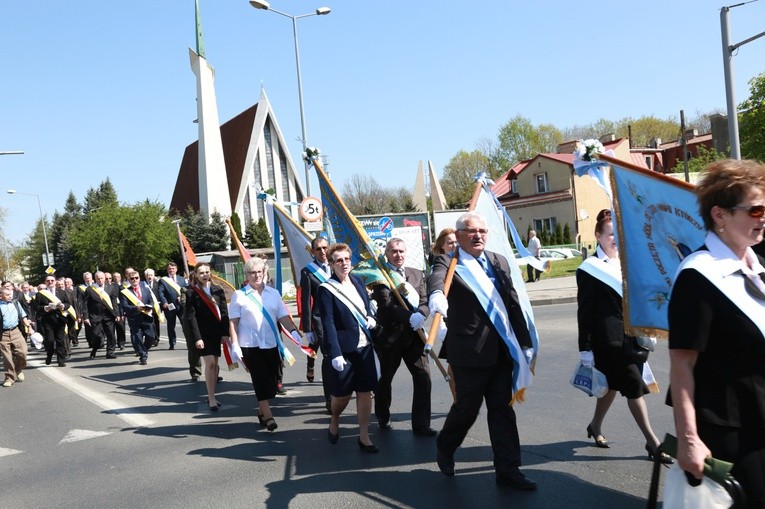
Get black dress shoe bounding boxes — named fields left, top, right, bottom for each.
left=139, top=358, right=147, bottom=365
left=190, top=376, right=199, bottom=382
left=106, top=354, right=117, bottom=359
left=57, top=361, right=66, bottom=367
left=496, top=470, right=538, bottom=490
left=357, top=439, right=379, bottom=453
left=328, top=429, right=339, bottom=444
left=45, top=357, right=52, bottom=365
left=217, top=376, right=224, bottom=382
left=413, top=426, right=438, bottom=437
left=436, top=448, right=455, bottom=477
left=378, top=421, right=392, bottom=430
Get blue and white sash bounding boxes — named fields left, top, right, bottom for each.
left=305, top=261, right=330, bottom=284
left=244, top=289, right=295, bottom=365
left=320, top=280, right=373, bottom=341
left=454, top=254, right=532, bottom=401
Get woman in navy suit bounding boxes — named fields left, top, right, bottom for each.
left=318, top=243, right=379, bottom=453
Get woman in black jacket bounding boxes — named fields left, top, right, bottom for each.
left=183, top=263, right=230, bottom=412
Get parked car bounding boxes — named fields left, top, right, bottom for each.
left=515, top=247, right=582, bottom=266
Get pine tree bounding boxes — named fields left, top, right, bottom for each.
left=563, top=223, right=572, bottom=244
left=246, top=218, right=272, bottom=249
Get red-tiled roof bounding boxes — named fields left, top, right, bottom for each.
left=170, top=103, right=259, bottom=214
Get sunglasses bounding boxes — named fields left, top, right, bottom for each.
left=730, top=205, right=765, bottom=218
left=129, top=276, right=140, bottom=280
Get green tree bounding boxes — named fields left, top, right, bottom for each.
left=553, top=223, right=564, bottom=245
left=739, top=72, right=765, bottom=162
left=497, top=115, right=562, bottom=166
left=67, top=201, right=176, bottom=275
left=539, top=227, right=549, bottom=246
left=440, top=150, right=492, bottom=208
left=671, top=144, right=727, bottom=174
left=230, top=212, right=243, bottom=240
left=181, top=208, right=228, bottom=252
left=49, top=192, right=84, bottom=277
left=563, top=223, right=572, bottom=244
left=83, top=178, right=119, bottom=213
left=245, top=218, right=272, bottom=248
left=18, top=216, right=56, bottom=283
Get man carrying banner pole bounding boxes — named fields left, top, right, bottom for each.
left=428, top=211, right=537, bottom=490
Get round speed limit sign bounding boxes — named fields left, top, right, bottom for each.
left=299, top=197, right=323, bottom=222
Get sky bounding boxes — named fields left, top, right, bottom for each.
left=1, top=0, right=763, bottom=246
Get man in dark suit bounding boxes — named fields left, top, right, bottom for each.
left=76, top=272, right=94, bottom=349
left=144, top=268, right=162, bottom=347
left=110, top=272, right=127, bottom=349
left=63, top=278, right=79, bottom=350
left=81, top=271, right=120, bottom=360
left=428, top=211, right=537, bottom=490
left=32, top=274, right=73, bottom=367
left=158, top=262, right=187, bottom=350
left=299, top=236, right=333, bottom=411
left=372, top=238, right=434, bottom=435
left=119, top=270, right=157, bottom=366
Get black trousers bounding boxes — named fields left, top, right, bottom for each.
left=526, top=258, right=541, bottom=282
left=164, top=306, right=181, bottom=347
left=375, top=336, right=432, bottom=428
left=90, top=318, right=116, bottom=356
left=437, top=349, right=522, bottom=476
left=115, top=319, right=126, bottom=348
left=41, top=321, right=67, bottom=363
left=307, top=334, right=333, bottom=403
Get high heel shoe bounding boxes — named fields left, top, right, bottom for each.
left=328, top=428, right=339, bottom=444
left=645, top=444, right=674, bottom=465
left=357, top=439, right=379, bottom=453
left=586, top=424, right=610, bottom=448
left=208, top=400, right=221, bottom=412
left=306, top=367, right=315, bottom=383
left=264, top=417, right=278, bottom=432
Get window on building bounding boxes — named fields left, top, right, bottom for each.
left=644, top=156, right=653, bottom=170
left=510, top=179, right=518, bottom=194
left=535, top=173, right=549, bottom=194
left=533, top=217, right=557, bottom=238
left=264, top=123, right=276, bottom=191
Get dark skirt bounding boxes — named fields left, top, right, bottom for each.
left=332, top=344, right=378, bottom=397
left=198, top=336, right=222, bottom=357
left=241, top=346, right=280, bottom=401
left=593, top=340, right=648, bottom=399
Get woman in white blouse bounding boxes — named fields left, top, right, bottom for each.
left=229, top=257, right=300, bottom=432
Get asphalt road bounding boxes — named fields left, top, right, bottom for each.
left=0, top=303, right=674, bottom=508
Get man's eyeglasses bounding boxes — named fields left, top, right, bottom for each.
left=730, top=204, right=765, bottom=218
left=459, top=228, right=488, bottom=235
left=129, top=276, right=140, bottom=281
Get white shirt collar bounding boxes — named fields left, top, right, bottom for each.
left=705, top=231, right=765, bottom=277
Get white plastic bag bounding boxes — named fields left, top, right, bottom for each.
left=663, top=462, right=733, bottom=509
left=570, top=361, right=608, bottom=398
left=30, top=332, right=44, bottom=350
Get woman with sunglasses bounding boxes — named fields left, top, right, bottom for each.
left=183, top=263, right=230, bottom=412
left=668, top=159, right=765, bottom=507
left=228, top=257, right=300, bottom=432
left=318, top=243, right=380, bottom=453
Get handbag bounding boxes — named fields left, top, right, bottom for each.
left=570, top=361, right=609, bottom=398
left=624, top=336, right=653, bottom=363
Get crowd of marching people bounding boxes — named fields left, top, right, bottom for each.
left=2, top=158, right=765, bottom=504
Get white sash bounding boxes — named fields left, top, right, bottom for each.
left=578, top=256, right=623, bottom=297
left=454, top=253, right=532, bottom=400
left=679, top=250, right=765, bottom=339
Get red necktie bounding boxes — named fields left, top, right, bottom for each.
left=135, top=286, right=142, bottom=301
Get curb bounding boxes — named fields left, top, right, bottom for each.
left=529, top=296, right=577, bottom=307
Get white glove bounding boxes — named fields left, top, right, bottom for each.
left=290, top=330, right=302, bottom=345
left=436, top=321, right=448, bottom=342
left=580, top=351, right=594, bottom=368
left=523, top=348, right=534, bottom=364
left=366, top=316, right=377, bottom=330
left=304, top=331, right=315, bottom=345
left=409, top=312, right=426, bottom=330
left=428, top=291, right=449, bottom=318
left=331, top=356, right=347, bottom=372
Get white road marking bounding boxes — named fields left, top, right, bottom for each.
left=0, top=447, right=23, bottom=458
left=27, top=359, right=154, bottom=428
left=59, top=429, right=111, bottom=444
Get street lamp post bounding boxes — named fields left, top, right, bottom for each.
left=7, top=189, right=52, bottom=269
left=249, top=0, right=331, bottom=197
left=720, top=2, right=765, bottom=160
